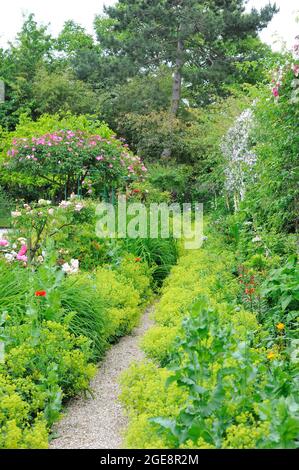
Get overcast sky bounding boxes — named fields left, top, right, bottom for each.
left=0, top=0, right=298, bottom=51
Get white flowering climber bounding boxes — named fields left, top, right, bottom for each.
left=221, top=108, right=256, bottom=212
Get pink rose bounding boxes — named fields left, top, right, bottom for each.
left=17, top=254, right=28, bottom=262
left=18, top=245, right=27, bottom=257
left=292, top=64, right=299, bottom=77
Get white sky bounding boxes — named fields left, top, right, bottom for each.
left=0, top=0, right=298, bottom=50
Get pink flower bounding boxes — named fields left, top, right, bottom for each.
left=0, top=239, right=9, bottom=247
left=292, top=64, right=299, bottom=77
left=96, top=155, right=104, bottom=161
left=109, top=164, right=113, bottom=168
left=18, top=245, right=27, bottom=257
left=17, top=254, right=28, bottom=262
left=141, top=165, right=147, bottom=172
left=272, top=87, right=279, bottom=98
left=11, top=211, right=22, bottom=218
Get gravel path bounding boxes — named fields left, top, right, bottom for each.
left=50, top=305, right=154, bottom=449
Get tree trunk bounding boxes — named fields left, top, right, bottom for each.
left=171, top=38, right=183, bottom=116
left=161, top=37, right=184, bottom=160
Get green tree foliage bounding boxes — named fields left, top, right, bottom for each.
left=94, top=0, right=277, bottom=157
left=32, top=68, right=98, bottom=115
left=0, top=14, right=54, bottom=128
left=95, top=0, right=277, bottom=111
left=56, top=20, right=95, bottom=56
left=0, top=16, right=100, bottom=129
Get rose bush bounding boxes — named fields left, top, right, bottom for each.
left=5, top=129, right=147, bottom=199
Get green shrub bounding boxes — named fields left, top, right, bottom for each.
left=0, top=187, right=13, bottom=227
left=95, top=268, right=141, bottom=339
left=116, top=254, right=152, bottom=300
left=148, top=164, right=193, bottom=203
left=0, top=113, right=146, bottom=201
left=127, top=180, right=171, bottom=204
left=261, top=255, right=299, bottom=334
left=0, top=374, right=48, bottom=449
left=120, top=361, right=188, bottom=449
left=139, top=325, right=179, bottom=365
left=1, top=320, right=96, bottom=448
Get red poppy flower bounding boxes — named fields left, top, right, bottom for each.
left=35, top=290, right=46, bottom=297
left=132, top=189, right=140, bottom=193
left=135, top=257, right=142, bottom=262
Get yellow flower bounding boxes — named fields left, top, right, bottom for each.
left=267, top=351, right=276, bottom=360
left=276, top=323, right=285, bottom=331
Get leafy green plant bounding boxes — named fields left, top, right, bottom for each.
left=261, top=255, right=299, bottom=333
left=95, top=268, right=141, bottom=340
left=0, top=186, right=13, bottom=227
left=0, top=320, right=96, bottom=448
left=151, top=296, right=298, bottom=449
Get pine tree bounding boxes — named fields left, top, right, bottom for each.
left=95, top=0, right=278, bottom=157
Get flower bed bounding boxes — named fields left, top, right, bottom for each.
left=120, top=222, right=298, bottom=449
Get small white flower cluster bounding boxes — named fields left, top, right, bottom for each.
left=59, top=200, right=72, bottom=209
left=62, top=259, right=79, bottom=275
left=59, top=199, right=85, bottom=211
left=38, top=199, right=51, bottom=206
left=11, top=211, right=22, bottom=218
left=74, top=202, right=84, bottom=212
left=4, top=252, right=17, bottom=262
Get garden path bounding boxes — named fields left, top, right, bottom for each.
left=50, top=305, right=154, bottom=449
